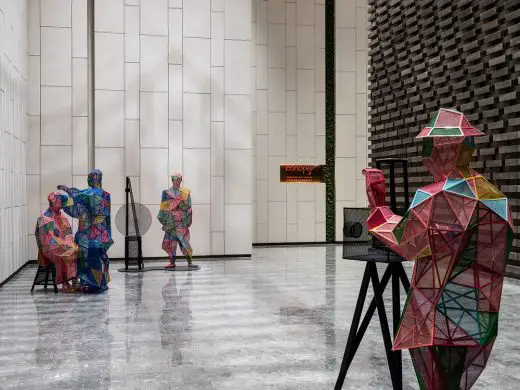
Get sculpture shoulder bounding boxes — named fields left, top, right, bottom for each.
left=179, top=188, right=191, bottom=201
left=161, top=189, right=174, bottom=201
left=37, top=213, right=55, bottom=230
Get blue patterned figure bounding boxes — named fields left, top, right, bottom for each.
left=58, top=169, right=113, bottom=293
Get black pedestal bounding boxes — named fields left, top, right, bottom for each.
left=335, top=244, right=410, bottom=390
left=117, top=264, right=201, bottom=273
left=125, top=236, right=143, bottom=271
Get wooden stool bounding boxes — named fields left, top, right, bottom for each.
left=31, top=265, right=58, bottom=293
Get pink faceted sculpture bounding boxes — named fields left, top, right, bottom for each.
left=363, top=108, right=513, bottom=389
left=35, top=192, right=78, bottom=290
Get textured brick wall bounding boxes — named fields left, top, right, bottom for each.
left=367, top=0, right=520, bottom=265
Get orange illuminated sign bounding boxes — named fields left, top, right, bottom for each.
left=280, top=164, right=325, bottom=183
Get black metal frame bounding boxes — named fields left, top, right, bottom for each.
left=336, top=158, right=412, bottom=388
left=374, top=159, right=410, bottom=213
left=335, top=261, right=410, bottom=389
left=31, top=264, right=58, bottom=294
left=372, top=159, right=410, bottom=250
left=124, top=177, right=143, bottom=271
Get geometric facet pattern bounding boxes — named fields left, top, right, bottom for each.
left=60, top=169, right=113, bottom=293
left=363, top=111, right=512, bottom=389
left=157, top=172, right=194, bottom=266
left=368, top=0, right=520, bottom=271
left=35, top=192, right=78, bottom=287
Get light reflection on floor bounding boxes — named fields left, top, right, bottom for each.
left=0, top=245, right=518, bottom=389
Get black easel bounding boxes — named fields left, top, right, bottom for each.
left=335, top=159, right=410, bottom=390
left=124, top=177, right=143, bottom=271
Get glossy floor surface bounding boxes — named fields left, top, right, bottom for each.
left=1, top=246, right=519, bottom=389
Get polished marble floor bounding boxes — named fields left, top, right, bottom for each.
left=1, top=246, right=520, bottom=389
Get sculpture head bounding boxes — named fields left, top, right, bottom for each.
left=48, top=191, right=70, bottom=213
left=171, top=172, right=183, bottom=189
left=88, top=169, right=103, bottom=188
left=416, top=108, right=484, bottom=181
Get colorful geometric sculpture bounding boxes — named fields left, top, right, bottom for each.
left=58, top=169, right=113, bottom=293
left=35, top=192, right=78, bottom=289
left=158, top=172, right=194, bottom=268
left=363, top=108, right=512, bottom=390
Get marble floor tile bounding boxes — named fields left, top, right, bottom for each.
left=0, top=246, right=519, bottom=389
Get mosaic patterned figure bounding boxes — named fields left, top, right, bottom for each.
left=363, top=108, right=513, bottom=390
left=35, top=192, right=78, bottom=290
left=158, top=172, right=194, bottom=268
left=58, top=169, right=113, bottom=293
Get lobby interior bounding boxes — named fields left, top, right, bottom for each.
left=1, top=0, right=520, bottom=389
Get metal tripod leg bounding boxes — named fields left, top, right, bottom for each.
left=369, top=262, right=399, bottom=389
left=335, top=264, right=371, bottom=390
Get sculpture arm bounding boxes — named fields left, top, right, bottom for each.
left=158, top=191, right=176, bottom=231
left=60, top=187, right=85, bottom=219
left=363, top=169, right=430, bottom=261
left=186, top=192, right=193, bottom=228
left=35, top=220, right=43, bottom=251
left=104, top=192, right=113, bottom=247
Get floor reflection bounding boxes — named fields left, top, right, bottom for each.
left=1, top=248, right=519, bottom=389
left=33, top=292, right=112, bottom=389
left=73, top=295, right=112, bottom=390
left=124, top=272, right=144, bottom=363
left=160, top=272, right=193, bottom=367
left=33, top=294, right=75, bottom=370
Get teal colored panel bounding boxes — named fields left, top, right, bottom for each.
left=445, top=181, right=476, bottom=199
left=482, top=199, right=508, bottom=222
left=427, top=110, right=440, bottom=128
left=444, top=178, right=465, bottom=190
left=429, top=127, right=463, bottom=136
left=410, top=190, right=431, bottom=209
left=463, top=136, right=476, bottom=148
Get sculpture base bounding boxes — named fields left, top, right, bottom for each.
left=117, top=265, right=200, bottom=273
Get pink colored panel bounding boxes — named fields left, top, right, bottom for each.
left=435, top=110, right=463, bottom=127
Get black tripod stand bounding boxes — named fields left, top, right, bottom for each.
left=336, top=159, right=411, bottom=390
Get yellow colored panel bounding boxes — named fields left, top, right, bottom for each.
left=91, top=269, right=103, bottom=286
left=180, top=188, right=190, bottom=201
left=474, top=177, right=505, bottom=200
left=416, top=245, right=432, bottom=260
left=160, top=200, right=174, bottom=210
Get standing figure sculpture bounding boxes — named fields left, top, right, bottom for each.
left=158, top=172, right=194, bottom=268
left=58, top=169, right=113, bottom=293
left=35, top=192, right=78, bottom=292
left=363, top=108, right=512, bottom=390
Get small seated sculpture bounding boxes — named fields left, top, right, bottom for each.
left=35, top=192, right=78, bottom=292
left=158, top=172, right=194, bottom=268
left=363, top=108, right=512, bottom=389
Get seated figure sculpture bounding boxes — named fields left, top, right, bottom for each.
left=58, top=169, right=113, bottom=293
left=158, top=172, right=194, bottom=268
left=363, top=108, right=512, bottom=390
left=35, top=192, right=79, bottom=292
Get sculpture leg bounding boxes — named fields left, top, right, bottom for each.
left=162, top=233, right=178, bottom=268
left=409, top=344, right=494, bottom=390
left=167, top=240, right=178, bottom=268
left=409, top=347, right=444, bottom=390
left=178, top=231, right=193, bottom=265
left=102, top=250, right=110, bottom=285
left=459, top=339, right=495, bottom=390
